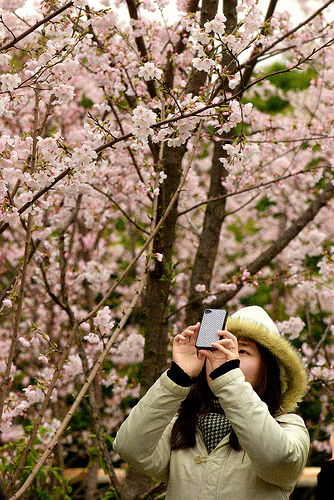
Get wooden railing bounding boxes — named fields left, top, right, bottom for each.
left=62, top=466, right=320, bottom=487
left=296, top=467, right=320, bottom=487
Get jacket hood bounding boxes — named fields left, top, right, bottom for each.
left=226, top=306, right=308, bottom=413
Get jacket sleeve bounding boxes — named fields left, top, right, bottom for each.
left=113, top=370, right=191, bottom=481
left=209, top=367, right=310, bottom=487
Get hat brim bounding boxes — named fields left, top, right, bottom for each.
left=227, top=316, right=308, bottom=413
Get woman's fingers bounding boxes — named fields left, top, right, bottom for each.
left=199, top=329, right=239, bottom=372
left=174, top=334, right=186, bottom=343
left=211, top=341, right=238, bottom=355
left=173, top=324, right=204, bottom=378
left=218, top=329, right=237, bottom=341
left=214, top=338, right=236, bottom=351
left=217, top=330, right=238, bottom=350
left=174, top=323, right=200, bottom=343
left=189, top=323, right=200, bottom=345
left=173, top=324, right=200, bottom=348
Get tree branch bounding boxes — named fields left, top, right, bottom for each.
left=304, top=317, right=334, bottom=370
left=5, top=329, right=77, bottom=495
left=185, top=0, right=237, bottom=325
left=89, top=183, right=150, bottom=235
left=125, top=0, right=157, bottom=99
left=7, top=154, right=170, bottom=498
left=163, top=0, right=199, bottom=89
left=241, top=0, right=334, bottom=89
left=6, top=137, right=189, bottom=494
left=0, top=32, right=331, bottom=238
left=0, top=166, right=72, bottom=236
left=0, top=1, right=74, bottom=52
left=207, top=176, right=334, bottom=308
left=237, top=0, right=279, bottom=90
left=178, top=165, right=325, bottom=217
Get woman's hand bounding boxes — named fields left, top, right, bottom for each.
left=173, top=323, right=206, bottom=378
left=201, top=330, right=239, bottom=372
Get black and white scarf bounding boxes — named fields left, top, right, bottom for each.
left=197, top=398, right=231, bottom=454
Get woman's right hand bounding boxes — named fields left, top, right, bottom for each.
left=172, top=323, right=205, bottom=378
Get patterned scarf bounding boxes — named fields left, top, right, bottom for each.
left=197, top=398, right=231, bottom=454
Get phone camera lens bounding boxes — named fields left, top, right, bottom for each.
left=204, top=309, right=212, bottom=314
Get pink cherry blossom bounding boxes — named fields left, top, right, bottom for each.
left=276, top=317, right=305, bottom=340
left=111, top=332, right=145, bottom=365
left=192, top=57, right=215, bottom=73
left=18, top=337, right=30, bottom=348
left=132, top=104, right=157, bottom=141
left=138, top=62, right=163, bottom=81
left=0, top=73, right=21, bottom=91
left=93, top=306, right=114, bottom=335
left=204, top=14, right=227, bottom=35
left=84, top=333, right=100, bottom=344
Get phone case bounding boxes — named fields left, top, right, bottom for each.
left=195, top=309, right=228, bottom=350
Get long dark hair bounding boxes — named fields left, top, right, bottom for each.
left=170, top=341, right=281, bottom=451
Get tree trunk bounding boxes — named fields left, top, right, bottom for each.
left=140, top=144, right=186, bottom=396
left=140, top=0, right=223, bottom=395
left=186, top=138, right=229, bottom=325
left=186, top=0, right=238, bottom=325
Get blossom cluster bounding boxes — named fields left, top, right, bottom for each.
left=220, top=136, right=259, bottom=179
left=138, top=62, right=163, bottom=81
left=93, top=306, right=115, bottom=335
left=111, top=332, right=145, bottom=366
left=132, top=104, right=157, bottom=141
left=276, top=317, right=305, bottom=340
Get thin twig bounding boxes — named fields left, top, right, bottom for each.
left=8, top=272, right=145, bottom=500
left=247, top=0, right=334, bottom=67
left=177, top=165, right=326, bottom=217
left=0, top=213, right=34, bottom=420
left=305, top=317, right=334, bottom=370
left=0, top=89, right=40, bottom=419
left=0, top=41, right=331, bottom=238
left=8, top=116, right=204, bottom=500
left=89, top=184, right=150, bottom=235
left=0, top=2, right=74, bottom=52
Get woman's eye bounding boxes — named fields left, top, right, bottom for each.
left=238, top=349, right=248, bottom=355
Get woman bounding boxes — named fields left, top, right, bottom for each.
left=113, top=306, right=310, bottom=499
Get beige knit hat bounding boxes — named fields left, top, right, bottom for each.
left=226, top=306, right=308, bottom=413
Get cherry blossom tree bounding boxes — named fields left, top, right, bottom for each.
left=1, top=0, right=334, bottom=498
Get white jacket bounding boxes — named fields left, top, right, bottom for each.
left=113, top=367, right=310, bottom=500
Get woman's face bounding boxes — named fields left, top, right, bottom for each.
left=237, top=339, right=262, bottom=387
left=206, top=338, right=262, bottom=387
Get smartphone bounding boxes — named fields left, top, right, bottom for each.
left=195, top=309, right=228, bottom=350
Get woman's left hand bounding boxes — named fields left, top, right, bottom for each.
left=201, top=330, right=239, bottom=372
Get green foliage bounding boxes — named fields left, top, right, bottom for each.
left=251, top=93, right=290, bottom=114
left=102, top=489, right=118, bottom=500
left=304, top=254, right=322, bottom=274
left=66, top=400, right=91, bottom=431
left=0, top=438, right=72, bottom=500
left=80, top=94, right=94, bottom=109
left=227, top=217, right=259, bottom=243
left=255, top=196, right=276, bottom=212
left=266, top=62, right=316, bottom=92
left=249, top=62, right=316, bottom=114
left=240, top=281, right=273, bottom=309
